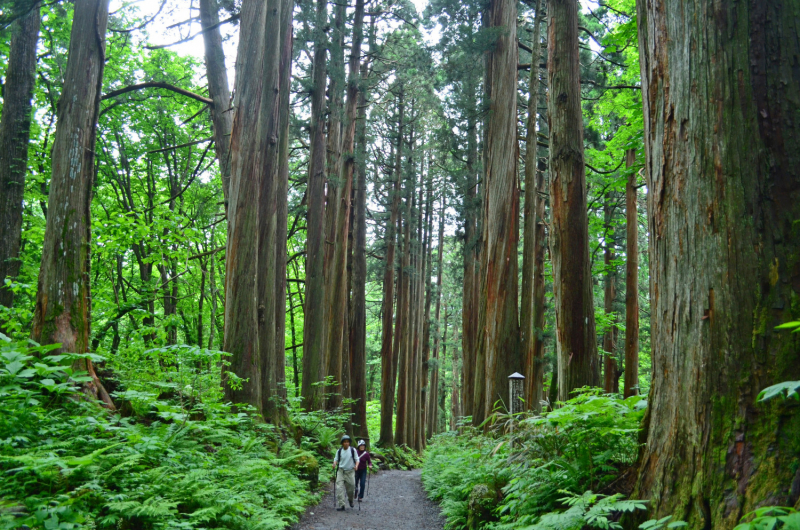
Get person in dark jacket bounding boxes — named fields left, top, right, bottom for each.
left=354, top=439, right=372, bottom=502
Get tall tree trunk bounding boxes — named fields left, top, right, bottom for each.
left=427, top=189, right=446, bottom=438
left=287, top=281, right=300, bottom=397
left=547, top=0, right=599, bottom=401
left=520, top=0, right=545, bottom=411
left=301, top=0, right=328, bottom=412
left=0, top=2, right=40, bottom=320
left=475, top=0, right=521, bottom=426
left=199, top=0, right=232, bottom=204
left=349, top=0, right=369, bottom=441
left=623, top=148, right=639, bottom=398
left=420, top=168, right=433, bottom=449
left=602, top=196, right=619, bottom=394
left=223, top=0, right=273, bottom=412
left=378, top=92, right=404, bottom=447
left=630, top=1, right=800, bottom=527
left=395, top=191, right=412, bottom=447
left=324, top=0, right=363, bottom=413
left=31, top=0, right=113, bottom=408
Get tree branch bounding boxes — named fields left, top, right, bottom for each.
left=102, top=82, right=213, bottom=106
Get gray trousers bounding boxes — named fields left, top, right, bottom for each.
left=336, top=468, right=356, bottom=508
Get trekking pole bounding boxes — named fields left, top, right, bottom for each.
left=367, top=468, right=370, bottom=497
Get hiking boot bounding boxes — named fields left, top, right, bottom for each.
left=337, top=506, right=345, bottom=512
left=349, top=500, right=354, bottom=508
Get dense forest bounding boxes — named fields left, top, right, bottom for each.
left=0, top=0, right=798, bottom=529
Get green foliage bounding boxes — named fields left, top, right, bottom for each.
left=639, top=516, right=688, bottom=530
left=0, top=338, right=320, bottom=530
left=734, top=507, right=800, bottom=530
left=422, top=391, right=646, bottom=530
left=757, top=381, right=800, bottom=402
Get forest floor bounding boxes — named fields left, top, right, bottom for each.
left=293, top=469, right=444, bottom=530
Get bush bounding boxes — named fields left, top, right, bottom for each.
left=422, top=390, right=647, bottom=530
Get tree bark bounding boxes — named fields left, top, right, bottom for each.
left=0, top=2, right=40, bottom=320
left=547, top=0, right=599, bottom=401
left=394, top=182, right=412, bottom=446
left=521, top=0, right=545, bottom=412
left=32, top=0, right=113, bottom=408
left=623, top=148, right=639, bottom=398
left=378, top=92, right=404, bottom=447
left=631, top=1, right=800, bottom=526
left=198, top=0, right=233, bottom=205
left=301, top=0, right=328, bottom=412
left=475, top=0, right=522, bottom=426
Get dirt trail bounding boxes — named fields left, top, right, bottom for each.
left=293, top=469, right=444, bottom=530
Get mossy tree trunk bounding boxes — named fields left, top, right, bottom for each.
left=632, top=0, right=800, bottom=526
left=32, top=0, right=113, bottom=408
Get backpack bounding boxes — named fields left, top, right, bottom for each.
left=336, top=447, right=356, bottom=470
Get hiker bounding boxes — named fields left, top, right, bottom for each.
left=333, top=435, right=359, bottom=511
left=354, top=439, right=372, bottom=502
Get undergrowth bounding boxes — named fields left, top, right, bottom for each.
left=0, top=335, right=338, bottom=530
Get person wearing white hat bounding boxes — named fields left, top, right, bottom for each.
left=333, top=435, right=359, bottom=510
left=354, top=439, right=372, bottom=502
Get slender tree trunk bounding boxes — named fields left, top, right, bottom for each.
left=208, top=224, right=219, bottom=348
left=630, top=2, right=800, bottom=526
left=623, top=148, right=639, bottom=398
left=378, top=93, right=404, bottom=447
left=349, top=0, right=369, bottom=441
left=0, top=3, right=40, bottom=320
left=420, top=170, right=433, bottom=449
left=461, top=71, right=479, bottom=420
left=32, top=0, right=113, bottom=408
left=271, top=0, right=294, bottom=410
left=602, top=195, right=619, bottom=394
left=547, top=0, right=599, bottom=401
left=223, top=0, right=273, bottom=412
left=395, top=192, right=412, bottom=446
left=287, top=281, right=300, bottom=397
left=475, top=0, right=521, bottom=426
left=301, top=0, right=328, bottom=411
left=199, top=0, right=232, bottom=204
left=521, top=0, right=545, bottom=412
left=427, top=190, right=445, bottom=438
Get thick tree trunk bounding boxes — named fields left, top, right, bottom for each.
left=32, top=0, right=113, bottom=408
left=547, top=0, right=599, bottom=401
left=631, top=1, right=800, bottom=526
left=623, top=148, right=639, bottom=398
left=223, top=0, right=272, bottom=411
left=602, top=197, right=619, bottom=394
left=198, top=0, right=232, bottom=204
left=521, top=0, right=545, bottom=412
left=0, top=3, right=40, bottom=319
left=347, top=0, right=368, bottom=440
left=378, top=93, right=404, bottom=447
left=475, top=0, right=521, bottom=426
left=301, top=0, right=328, bottom=412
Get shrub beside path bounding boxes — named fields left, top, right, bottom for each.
left=293, top=469, right=444, bottom=530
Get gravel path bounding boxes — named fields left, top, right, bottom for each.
left=293, top=469, right=444, bottom=530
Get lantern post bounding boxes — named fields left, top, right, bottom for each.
left=508, top=372, right=525, bottom=437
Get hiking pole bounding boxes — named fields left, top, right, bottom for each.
left=367, top=469, right=370, bottom=497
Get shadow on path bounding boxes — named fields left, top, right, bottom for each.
left=293, top=469, right=444, bottom=530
